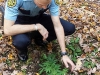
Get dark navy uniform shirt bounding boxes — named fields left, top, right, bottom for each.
left=4, top=0, right=59, bottom=21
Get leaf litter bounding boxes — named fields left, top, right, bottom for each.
left=0, top=0, right=100, bottom=75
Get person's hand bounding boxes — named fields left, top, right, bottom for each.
left=36, top=23, right=49, bottom=41
left=61, top=55, right=75, bottom=71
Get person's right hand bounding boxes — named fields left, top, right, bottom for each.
left=61, top=55, right=76, bottom=72
left=36, top=23, right=49, bottom=41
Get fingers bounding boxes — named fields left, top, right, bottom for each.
left=71, top=64, right=75, bottom=72
left=64, top=60, right=75, bottom=71
left=62, top=55, right=75, bottom=72
left=61, top=57, right=69, bottom=68
left=68, top=61, right=75, bottom=72
left=38, top=24, right=48, bottom=41
left=43, top=31, right=48, bottom=41
left=64, top=61, right=69, bottom=68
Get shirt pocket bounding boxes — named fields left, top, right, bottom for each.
left=18, top=8, right=30, bottom=15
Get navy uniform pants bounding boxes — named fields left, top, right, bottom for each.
left=12, top=14, right=75, bottom=52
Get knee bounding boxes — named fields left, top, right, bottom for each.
left=69, top=24, right=75, bottom=34
left=65, top=23, right=76, bottom=35
left=13, top=36, right=31, bottom=49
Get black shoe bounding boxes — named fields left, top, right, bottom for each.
left=34, top=38, right=48, bottom=47
left=17, top=51, right=28, bottom=61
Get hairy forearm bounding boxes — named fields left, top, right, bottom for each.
left=4, top=24, right=35, bottom=36
left=54, top=25, right=66, bottom=52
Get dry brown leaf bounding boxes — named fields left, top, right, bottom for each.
left=83, top=45, right=91, bottom=53
left=97, top=34, right=100, bottom=41
left=87, top=67, right=96, bottom=75
left=90, top=46, right=95, bottom=51
left=65, top=36, right=71, bottom=45
left=7, top=36, right=12, bottom=45
left=3, top=71, right=11, bottom=75
left=96, top=63, right=100, bottom=70
left=21, top=65, right=27, bottom=70
left=95, top=26, right=100, bottom=32
left=91, top=22, right=96, bottom=26
left=47, top=42, right=53, bottom=52
left=97, top=52, right=100, bottom=57
left=95, top=71, right=100, bottom=75
left=77, top=33, right=84, bottom=47
left=0, top=63, right=6, bottom=70
left=98, top=48, right=100, bottom=51
left=75, top=58, right=82, bottom=71
left=0, top=0, right=4, bottom=2
left=83, top=26, right=89, bottom=33
left=17, top=72, right=24, bottom=75
left=0, top=37, right=3, bottom=40
left=11, top=70, right=19, bottom=75
left=92, top=42, right=99, bottom=48
left=8, top=53, right=15, bottom=60
left=90, top=28, right=94, bottom=33
left=0, top=47, right=2, bottom=53
left=0, top=73, right=2, bottom=75
left=80, top=54, right=86, bottom=58
left=0, top=57, right=6, bottom=63
left=35, top=73, right=40, bottom=75
left=78, top=70, right=84, bottom=73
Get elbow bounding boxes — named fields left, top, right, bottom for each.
left=4, top=29, right=11, bottom=36
left=3, top=19, right=15, bottom=36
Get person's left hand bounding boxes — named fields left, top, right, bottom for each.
left=61, top=55, right=76, bottom=71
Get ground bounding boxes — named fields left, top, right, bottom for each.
left=0, top=0, right=100, bottom=75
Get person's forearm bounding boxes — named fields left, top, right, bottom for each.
left=54, top=25, right=66, bottom=52
left=4, top=24, right=36, bottom=36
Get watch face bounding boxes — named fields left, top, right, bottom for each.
left=61, top=52, right=67, bottom=56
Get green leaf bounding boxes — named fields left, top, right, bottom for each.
left=83, top=61, right=90, bottom=68
left=0, top=34, right=2, bottom=37
left=67, top=45, right=75, bottom=51
left=42, top=54, right=47, bottom=59
left=70, top=38, right=75, bottom=43
left=76, top=48, right=82, bottom=53
left=39, top=68, right=44, bottom=74
left=75, top=37, right=80, bottom=43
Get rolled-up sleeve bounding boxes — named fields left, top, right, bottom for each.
left=4, top=0, right=21, bottom=21
left=49, top=0, right=59, bottom=16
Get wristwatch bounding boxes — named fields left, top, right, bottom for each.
left=61, top=52, right=67, bottom=56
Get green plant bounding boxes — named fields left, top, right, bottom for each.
left=66, top=37, right=83, bottom=63
left=22, top=69, right=27, bottom=75
left=83, top=59, right=96, bottom=69
left=39, top=53, right=68, bottom=75
left=0, top=33, right=2, bottom=37
left=6, top=59, right=11, bottom=66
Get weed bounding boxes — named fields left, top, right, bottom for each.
left=66, top=37, right=83, bottom=63
left=39, top=53, right=68, bottom=75
left=83, top=59, right=96, bottom=69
